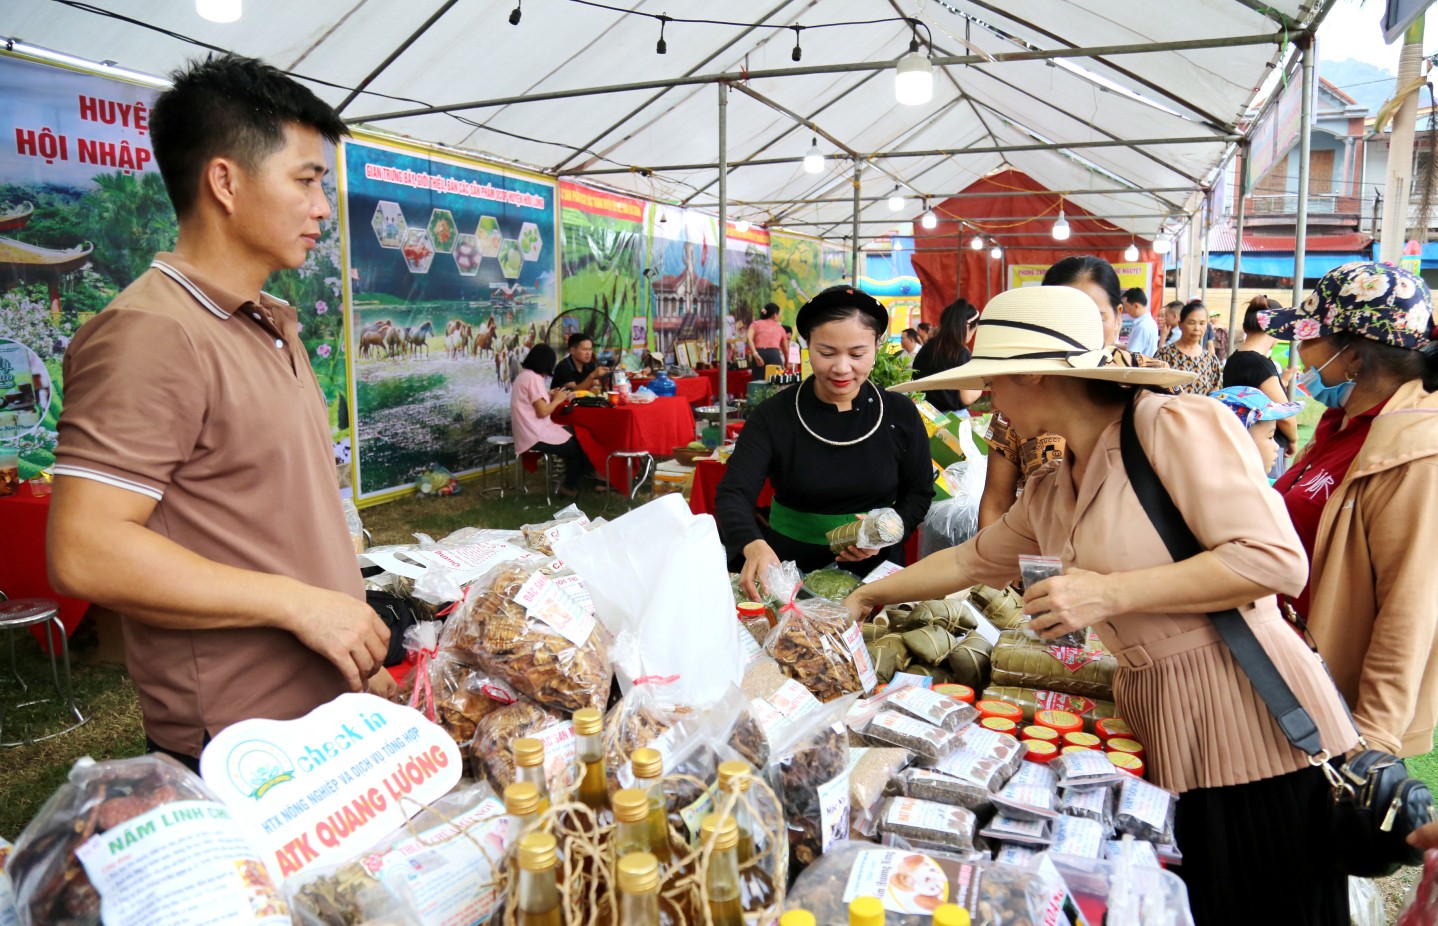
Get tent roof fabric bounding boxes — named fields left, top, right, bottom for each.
left=2, top=0, right=1332, bottom=239
left=1208, top=227, right=1374, bottom=252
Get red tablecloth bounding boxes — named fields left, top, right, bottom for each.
left=626, top=376, right=711, bottom=406
left=696, top=367, right=752, bottom=401
left=566, top=397, right=696, bottom=490
left=0, top=482, right=90, bottom=647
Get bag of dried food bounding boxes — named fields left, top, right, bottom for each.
left=440, top=557, right=611, bottom=714
left=860, top=710, right=962, bottom=762
left=764, top=692, right=857, bottom=879
left=847, top=747, right=914, bottom=831
left=519, top=503, right=591, bottom=556
left=786, top=841, right=1056, bottom=926
left=396, top=621, right=512, bottom=748
left=9, top=755, right=290, bottom=926
left=466, top=698, right=574, bottom=794
left=603, top=675, right=696, bottom=790
left=989, top=629, right=1117, bottom=701
left=826, top=508, right=906, bottom=554
left=763, top=561, right=876, bottom=702
left=897, top=749, right=1010, bottom=811
left=875, top=796, right=978, bottom=853
left=286, top=861, right=423, bottom=926
left=1114, top=777, right=1178, bottom=846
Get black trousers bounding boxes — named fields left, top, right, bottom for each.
left=146, top=733, right=209, bottom=774
left=532, top=428, right=591, bottom=490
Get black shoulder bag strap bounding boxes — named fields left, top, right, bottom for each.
left=1117, top=399, right=1326, bottom=758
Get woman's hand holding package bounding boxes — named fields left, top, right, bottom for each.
left=1023, top=568, right=1117, bottom=640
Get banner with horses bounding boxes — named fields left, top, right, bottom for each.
left=341, top=136, right=558, bottom=501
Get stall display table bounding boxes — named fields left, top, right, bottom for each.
left=565, top=397, right=695, bottom=492
left=632, top=375, right=712, bottom=407
left=696, top=367, right=752, bottom=401
left=0, top=483, right=90, bottom=648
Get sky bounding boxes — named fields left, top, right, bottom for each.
left=1318, top=0, right=1438, bottom=70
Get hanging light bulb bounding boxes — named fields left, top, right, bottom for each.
left=920, top=201, right=937, bottom=229
left=1153, top=233, right=1172, bottom=255
left=893, top=237, right=903, bottom=251
left=1123, top=240, right=1139, bottom=262
left=894, top=38, right=933, bottom=106
left=196, top=0, right=242, bottom=22
left=803, top=137, right=824, bottom=174
left=1051, top=207, right=1070, bottom=241
left=970, top=232, right=984, bottom=250
left=888, top=186, right=905, bottom=211
left=990, top=243, right=1003, bottom=260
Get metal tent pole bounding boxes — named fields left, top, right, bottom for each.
left=1228, top=146, right=1248, bottom=356
left=718, top=83, right=729, bottom=437
left=851, top=161, right=862, bottom=285
left=1288, top=36, right=1315, bottom=386
left=1199, top=197, right=1211, bottom=306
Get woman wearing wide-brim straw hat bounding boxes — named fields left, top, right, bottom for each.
left=848, top=285, right=1359, bottom=925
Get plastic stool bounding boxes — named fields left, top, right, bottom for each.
left=0, top=597, right=88, bottom=747
left=484, top=435, right=517, bottom=497
left=605, top=450, right=655, bottom=504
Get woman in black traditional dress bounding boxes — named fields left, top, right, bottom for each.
left=715, top=286, right=934, bottom=599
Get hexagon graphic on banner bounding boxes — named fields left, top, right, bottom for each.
left=371, top=201, right=406, bottom=248
left=476, top=215, right=503, bottom=258
left=498, top=239, right=523, bottom=279
left=427, top=209, right=459, bottom=254
left=518, top=222, right=542, bottom=262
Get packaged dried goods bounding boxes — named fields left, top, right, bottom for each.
left=899, top=625, right=956, bottom=666
left=876, top=797, right=977, bottom=852
left=519, top=504, right=590, bottom=555
left=763, top=562, right=876, bottom=702
left=896, top=761, right=1001, bottom=811
left=1114, top=778, right=1178, bottom=846
left=825, top=508, right=905, bottom=554
left=868, top=634, right=911, bottom=683
left=738, top=601, right=773, bottom=645
left=1104, top=836, right=1161, bottom=868
left=603, top=676, right=694, bottom=790
left=953, top=725, right=1026, bottom=780
left=9, top=755, right=289, bottom=926
left=861, top=710, right=961, bottom=761
left=467, top=699, right=570, bottom=791
left=979, top=813, right=1054, bottom=848
left=287, top=861, right=423, bottom=926
left=802, top=564, right=864, bottom=601
left=765, top=693, right=856, bottom=878
left=1050, top=815, right=1107, bottom=859
left=440, top=558, right=611, bottom=714
left=741, top=647, right=790, bottom=701
left=1061, top=784, right=1114, bottom=826
left=1051, top=750, right=1123, bottom=790
left=990, top=761, right=1060, bottom=821
left=847, top=747, right=913, bottom=820
left=965, top=583, right=1030, bottom=632
left=1017, top=555, right=1091, bottom=649
left=980, top=685, right=1117, bottom=730
left=396, top=622, right=508, bottom=747
left=886, top=686, right=979, bottom=733
left=993, top=842, right=1043, bottom=866
left=943, top=630, right=994, bottom=692
left=787, top=842, right=1058, bottom=926
left=989, top=629, right=1117, bottom=700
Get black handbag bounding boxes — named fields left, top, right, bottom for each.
left=365, top=589, right=418, bottom=668
left=1118, top=399, right=1435, bottom=878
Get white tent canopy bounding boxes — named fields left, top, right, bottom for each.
left=4, top=0, right=1330, bottom=240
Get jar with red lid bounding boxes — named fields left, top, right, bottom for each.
left=1062, top=731, right=1102, bottom=751
left=1023, top=740, right=1059, bottom=764
left=933, top=683, right=975, bottom=704
left=1034, top=709, right=1082, bottom=736
left=1107, top=751, right=1145, bottom=778
left=1106, top=737, right=1146, bottom=762
left=976, top=700, right=1023, bottom=723
left=1021, top=725, right=1060, bottom=745
left=979, top=717, right=1018, bottom=735
left=736, top=601, right=772, bottom=645
left=1095, top=717, right=1132, bottom=742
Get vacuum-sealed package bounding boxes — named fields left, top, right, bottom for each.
left=861, top=710, right=961, bottom=761
left=1115, top=777, right=1179, bottom=846
left=989, top=761, right=1060, bottom=821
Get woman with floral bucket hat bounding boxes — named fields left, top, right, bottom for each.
left=853, top=284, right=1359, bottom=925
left=1264, top=260, right=1438, bottom=760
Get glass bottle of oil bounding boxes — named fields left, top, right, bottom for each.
left=516, top=831, right=563, bottom=926
left=613, top=789, right=656, bottom=857
left=630, top=747, right=671, bottom=865
left=715, top=761, right=775, bottom=914
left=574, top=708, right=610, bottom=818
left=699, top=813, right=744, bottom=926
left=932, top=904, right=971, bottom=926
left=514, top=737, right=551, bottom=813
left=617, top=852, right=662, bottom=926
left=504, top=781, right=542, bottom=842
left=849, top=897, right=885, bottom=926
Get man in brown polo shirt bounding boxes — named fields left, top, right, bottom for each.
left=47, top=55, right=390, bottom=770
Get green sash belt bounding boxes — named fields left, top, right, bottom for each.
left=768, top=500, right=859, bottom=547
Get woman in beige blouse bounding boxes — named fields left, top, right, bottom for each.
left=865, top=285, right=1358, bottom=926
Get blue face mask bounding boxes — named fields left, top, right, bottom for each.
left=1299, top=346, right=1355, bottom=409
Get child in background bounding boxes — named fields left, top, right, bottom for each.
left=1209, top=385, right=1304, bottom=478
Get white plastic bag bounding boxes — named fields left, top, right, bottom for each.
left=1348, top=876, right=1384, bottom=926
left=555, top=494, right=744, bottom=704
left=921, top=419, right=987, bottom=556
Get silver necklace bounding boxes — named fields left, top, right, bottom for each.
left=794, top=378, right=885, bottom=447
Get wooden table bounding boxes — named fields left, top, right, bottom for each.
left=0, top=482, right=90, bottom=647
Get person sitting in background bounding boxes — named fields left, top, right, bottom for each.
left=899, top=327, right=920, bottom=359
left=551, top=332, right=609, bottom=392
left=916, top=321, right=932, bottom=344
left=1156, top=302, right=1224, bottom=395
left=1122, top=287, right=1158, bottom=356
left=511, top=344, right=593, bottom=498
left=911, top=300, right=981, bottom=414
left=747, top=302, right=789, bottom=372
left=1224, top=296, right=1298, bottom=475
left=1209, top=385, right=1303, bottom=478
left=1266, top=261, right=1438, bottom=759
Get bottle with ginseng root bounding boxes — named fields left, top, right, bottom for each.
left=516, top=832, right=564, bottom=926
left=513, top=738, right=551, bottom=813
left=630, top=747, right=672, bottom=865
left=574, top=708, right=610, bottom=817
left=617, top=852, right=663, bottom=926
left=699, top=813, right=745, bottom=926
